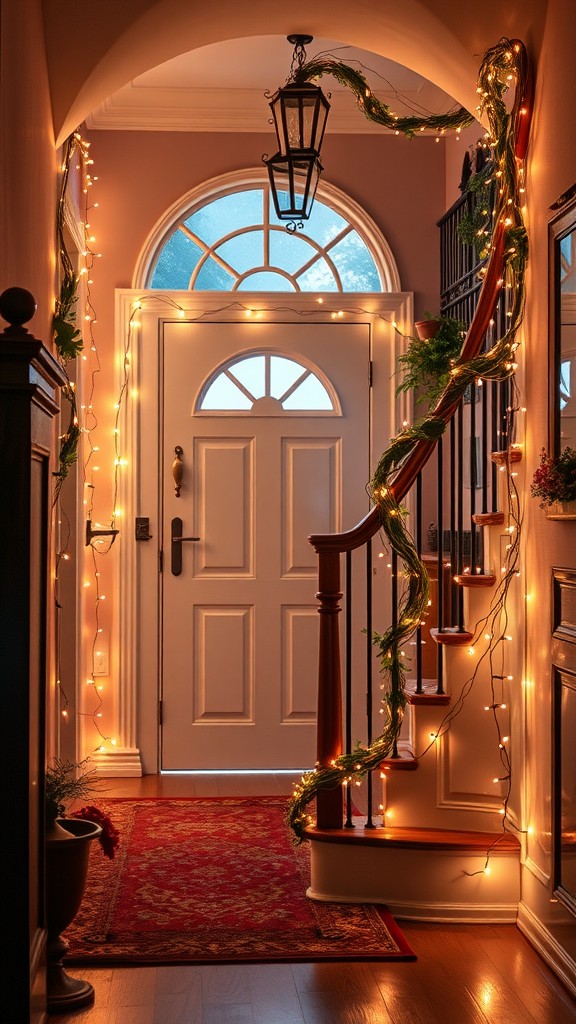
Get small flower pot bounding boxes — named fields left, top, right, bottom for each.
left=414, top=319, right=441, bottom=341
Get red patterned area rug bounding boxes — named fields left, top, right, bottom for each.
left=63, top=797, right=415, bottom=965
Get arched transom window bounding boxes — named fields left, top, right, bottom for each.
left=148, top=181, right=387, bottom=293
left=197, top=351, right=340, bottom=415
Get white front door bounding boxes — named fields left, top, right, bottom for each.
left=160, top=320, right=372, bottom=769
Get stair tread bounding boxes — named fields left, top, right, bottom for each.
left=472, top=511, right=505, bottom=526
left=404, top=679, right=450, bottom=705
left=455, top=573, right=496, bottom=587
left=491, top=448, right=522, bottom=464
left=305, top=824, right=521, bottom=851
left=431, top=627, right=474, bottom=645
left=380, top=754, right=419, bottom=770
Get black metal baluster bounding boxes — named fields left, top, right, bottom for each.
left=436, top=438, right=445, bottom=694
left=365, top=538, right=374, bottom=828
left=470, top=379, right=478, bottom=572
left=450, top=415, right=457, bottom=628
left=457, top=401, right=465, bottom=629
left=416, top=472, right=423, bottom=694
left=345, top=550, right=354, bottom=829
left=491, top=379, right=499, bottom=510
left=391, top=550, right=399, bottom=756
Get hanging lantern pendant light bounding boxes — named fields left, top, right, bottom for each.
left=264, top=35, right=330, bottom=226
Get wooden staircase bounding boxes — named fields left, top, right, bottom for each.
left=306, top=484, right=524, bottom=919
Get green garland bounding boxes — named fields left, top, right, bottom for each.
left=53, top=133, right=85, bottom=493
left=296, top=58, right=475, bottom=138
left=288, top=38, right=530, bottom=842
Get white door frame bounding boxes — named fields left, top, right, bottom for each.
left=112, top=289, right=413, bottom=775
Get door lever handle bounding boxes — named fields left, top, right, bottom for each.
left=171, top=517, right=200, bottom=575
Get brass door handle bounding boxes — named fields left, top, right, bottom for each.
left=171, top=517, right=200, bottom=575
left=172, top=445, right=184, bottom=497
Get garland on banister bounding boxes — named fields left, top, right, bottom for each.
left=288, top=38, right=531, bottom=842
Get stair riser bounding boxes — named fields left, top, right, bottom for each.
left=308, top=842, right=520, bottom=922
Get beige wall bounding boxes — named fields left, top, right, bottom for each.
left=0, top=0, right=56, bottom=341
left=517, top=0, right=576, bottom=959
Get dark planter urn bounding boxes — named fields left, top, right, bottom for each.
left=45, top=816, right=102, bottom=1014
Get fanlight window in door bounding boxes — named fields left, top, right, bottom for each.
left=148, top=186, right=382, bottom=292
left=197, top=352, right=340, bottom=415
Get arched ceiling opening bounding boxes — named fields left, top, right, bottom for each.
left=47, top=0, right=512, bottom=146
left=84, top=35, right=470, bottom=136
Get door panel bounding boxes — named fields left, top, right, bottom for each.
left=161, top=321, right=371, bottom=770
left=194, top=437, right=254, bottom=576
left=281, top=438, right=340, bottom=575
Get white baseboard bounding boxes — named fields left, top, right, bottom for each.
left=90, top=747, right=142, bottom=777
left=517, top=901, right=576, bottom=998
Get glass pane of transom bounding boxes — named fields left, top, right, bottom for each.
left=329, top=233, right=382, bottom=290
left=201, top=375, right=253, bottom=410
left=217, top=231, right=264, bottom=274
left=283, top=374, right=333, bottom=409
left=150, top=231, right=202, bottom=289
left=229, top=355, right=266, bottom=398
left=194, top=259, right=235, bottom=290
left=270, top=356, right=307, bottom=398
left=185, top=190, right=264, bottom=246
left=297, top=259, right=339, bottom=291
left=236, top=271, right=296, bottom=291
left=269, top=229, right=316, bottom=274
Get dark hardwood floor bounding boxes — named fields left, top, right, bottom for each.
left=48, top=774, right=576, bottom=1024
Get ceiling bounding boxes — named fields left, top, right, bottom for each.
left=85, top=34, right=463, bottom=134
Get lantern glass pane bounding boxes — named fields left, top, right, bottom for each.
left=285, top=99, right=303, bottom=149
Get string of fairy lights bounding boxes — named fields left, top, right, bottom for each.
left=54, top=130, right=122, bottom=750
left=52, top=39, right=533, bottom=874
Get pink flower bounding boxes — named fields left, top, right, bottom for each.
left=71, top=805, right=120, bottom=859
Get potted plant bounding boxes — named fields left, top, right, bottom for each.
left=530, top=446, right=576, bottom=519
left=45, top=758, right=119, bottom=1013
left=397, top=313, right=466, bottom=405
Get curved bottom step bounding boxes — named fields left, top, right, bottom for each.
left=306, top=826, right=520, bottom=923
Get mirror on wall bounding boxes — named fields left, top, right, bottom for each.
left=550, top=188, right=576, bottom=455
left=553, top=567, right=576, bottom=915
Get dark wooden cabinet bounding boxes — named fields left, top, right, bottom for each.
left=0, top=288, right=66, bottom=1022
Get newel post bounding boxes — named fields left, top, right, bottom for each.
left=0, top=287, right=67, bottom=1019
left=315, top=546, right=344, bottom=828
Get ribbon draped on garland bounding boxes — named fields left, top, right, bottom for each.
left=288, top=38, right=532, bottom=841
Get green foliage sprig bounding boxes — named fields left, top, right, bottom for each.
left=396, top=315, right=466, bottom=405
left=45, top=756, right=100, bottom=822
left=52, top=132, right=86, bottom=490
left=457, top=164, right=495, bottom=258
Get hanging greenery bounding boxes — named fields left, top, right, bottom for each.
left=456, top=163, right=495, bottom=256
left=52, top=132, right=88, bottom=491
left=395, top=315, right=467, bottom=405
left=288, top=37, right=531, bottom=842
